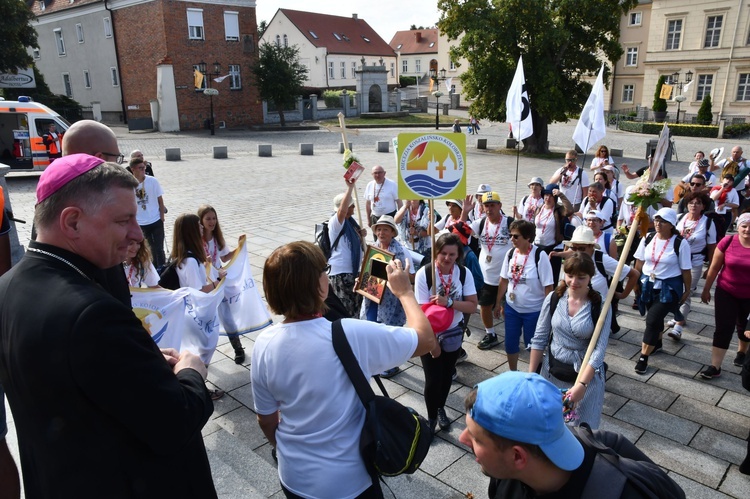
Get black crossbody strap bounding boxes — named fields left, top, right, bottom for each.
left=332, top=320, right=388, bottom=406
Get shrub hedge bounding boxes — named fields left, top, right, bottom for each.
left=617, top=121, right=718, bottom=138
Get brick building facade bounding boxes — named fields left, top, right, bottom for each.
left=113, top=0, right=262, bottom=130
left=29, top=0, right=262, bottom=131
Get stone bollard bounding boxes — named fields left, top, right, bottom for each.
left=376, top=141, right=390, bottom=153
left=505, top=139, right=517, bottom=149
left=165, top=148, right=181, bottom=161
left=610, top=148, right=624, bottom=157
left=258, top=144, right=272, bottom=157
left=213, top=145, right=228, bottom=159
left=300, top=143, right=314, bottom=155
left=476, top=138, right=488, bottom=150
left=338, top=142, right=353, bottom=153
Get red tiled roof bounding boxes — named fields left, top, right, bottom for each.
left=279, top=9, right=395, bottom=57
left=389, top=29, right=438, bottom=55
left=29, top=0, right=103, bottom=17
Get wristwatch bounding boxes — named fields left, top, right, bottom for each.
left=446, top=297, right=454, bottom=308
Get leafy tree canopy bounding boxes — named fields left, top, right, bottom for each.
left=252, top=43, right=309, bottom=126
left=0, top=0, right=38, bottom=74
left=437, top=0, right=637, bottom=152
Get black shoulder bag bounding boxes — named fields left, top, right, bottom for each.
left=331, top=320, right=432, bottom=482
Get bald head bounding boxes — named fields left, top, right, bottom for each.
left=62, top=120, right=120, bottom=160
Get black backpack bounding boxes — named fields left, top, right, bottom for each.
left=575, top=424, right=686, bottom=499
left=315, top=219, right=346, bottom=260
left=158, top=253, right=199, bottom=290
left=331, top=320, right=431, bottom=481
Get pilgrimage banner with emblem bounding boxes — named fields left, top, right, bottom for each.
left=396, top=133, right=467, bottom=200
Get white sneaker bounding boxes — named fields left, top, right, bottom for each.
left=667, top=329, right=682, bottom=341
left=666, top=320, right=676, bottom=328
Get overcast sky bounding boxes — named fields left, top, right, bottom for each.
left=255, top=1, right=442, bottom=43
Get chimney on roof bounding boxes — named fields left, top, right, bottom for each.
left=352, top=13, right=358, bottom=20
left=415, top=32, right=422, bottom=43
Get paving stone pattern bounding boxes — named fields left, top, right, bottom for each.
left=3, top=121, right=748, bottom=497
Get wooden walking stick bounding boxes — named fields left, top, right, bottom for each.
left=337, top=112, right=364, bottom=230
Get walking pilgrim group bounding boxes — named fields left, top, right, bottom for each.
left=1, top=119, right=748, bottom=498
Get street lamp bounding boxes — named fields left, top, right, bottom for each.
left=197, top=61, right=221, bottom=135
left=671, top=70, right=693, bottom=124
left=430, top=68, right=447, bottom=130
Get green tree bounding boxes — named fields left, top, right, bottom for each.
left=258, top=20, right=268, bottom=38
left=437, top=0, right=637, bottom=153
left=696, top=95, right=713, bottom=125
left=252, top=43, right=308, bottom=126
left=0, top=0, right=38, bottom=73
left=652, top=75, right=667, bottom=113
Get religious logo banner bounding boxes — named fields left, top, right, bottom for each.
left=396, top=133, right=467, bottom=200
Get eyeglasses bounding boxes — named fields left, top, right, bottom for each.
left=689, top=182, right=704, bottom=187
left=565, top=158, right=575, bottom=163
left=101, top=152, right=125, bottom=165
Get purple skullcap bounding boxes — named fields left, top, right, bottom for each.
left=36, top=154, right=105, bottom=205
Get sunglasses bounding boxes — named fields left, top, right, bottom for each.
left=689, top=182, right=704, bottom=187
left=565, top=158, right=576, bottom=162
left=510, top=234, right=522, bottom=239
left=570, top=245, right=589, bottom=251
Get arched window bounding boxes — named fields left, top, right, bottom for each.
left=283, top=34, right=288, bottom=47
left=275, top=35, right=281, bottom=47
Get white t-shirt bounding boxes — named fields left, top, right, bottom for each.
left=415, top=264, right=477, bottom=329
left=365, top=178, right=399, bottom=216
left=176, top=257, right=208, bottom=289
left=517, top=195, right=543, bottom=222
left=713, top=187, right=739, bottom=215
left=328, top=213, right=361, bottom=276
left=715, top=157, right=748, bottom=190
left=590, top=251, right=631, bottom=298
left=470, top=216, right=512, bottom=284
left=590, top=156, right=615, bottom=170
left=634, top=234, right=692, bottom=288
left=205, top=237, right=231, bottom=270
left=676, top=215, right=717, bottom=266
left=251, top=318, right=417, bottom=499
left=124, top=261, right=159, bottom=287
left=558, top=166, right=589, bottom=205
left=581, top=197, right=615, bottom=233
left=534, top=206, right=558, bottom=247
left=499, top=246, right=554, bottom=313
left=135, top=175, right=164, bottom=226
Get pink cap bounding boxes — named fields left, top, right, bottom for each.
left=36, top=154, right=105, bottom=205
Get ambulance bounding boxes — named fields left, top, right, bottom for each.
left=0, top=96, right=70, bottom=171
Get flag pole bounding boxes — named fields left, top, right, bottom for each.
left=513, top=121, right=521, bottom=208
left=338, top=113, right=364, bottom=229
left=580, top=126, right=593, bottom=171
left=429, top=199, right=436, bottom=296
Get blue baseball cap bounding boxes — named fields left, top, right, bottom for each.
left=470, top=372, right=584, bottom=471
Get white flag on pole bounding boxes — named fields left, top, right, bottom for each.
left=648, top=123, right=671, bottom=183
left=506, top=56, right=533, bottom=141
left=445, top=77, right=453, bottom=93
left=573, top=64, right=607, bottom=153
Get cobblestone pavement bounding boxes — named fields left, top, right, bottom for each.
left=3, top=121, right=749, bottom=498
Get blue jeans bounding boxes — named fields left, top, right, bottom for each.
left=504, top=304, right=541, bottom=355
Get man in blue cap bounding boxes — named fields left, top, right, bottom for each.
left=459, top=372, right=685, bottom=498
